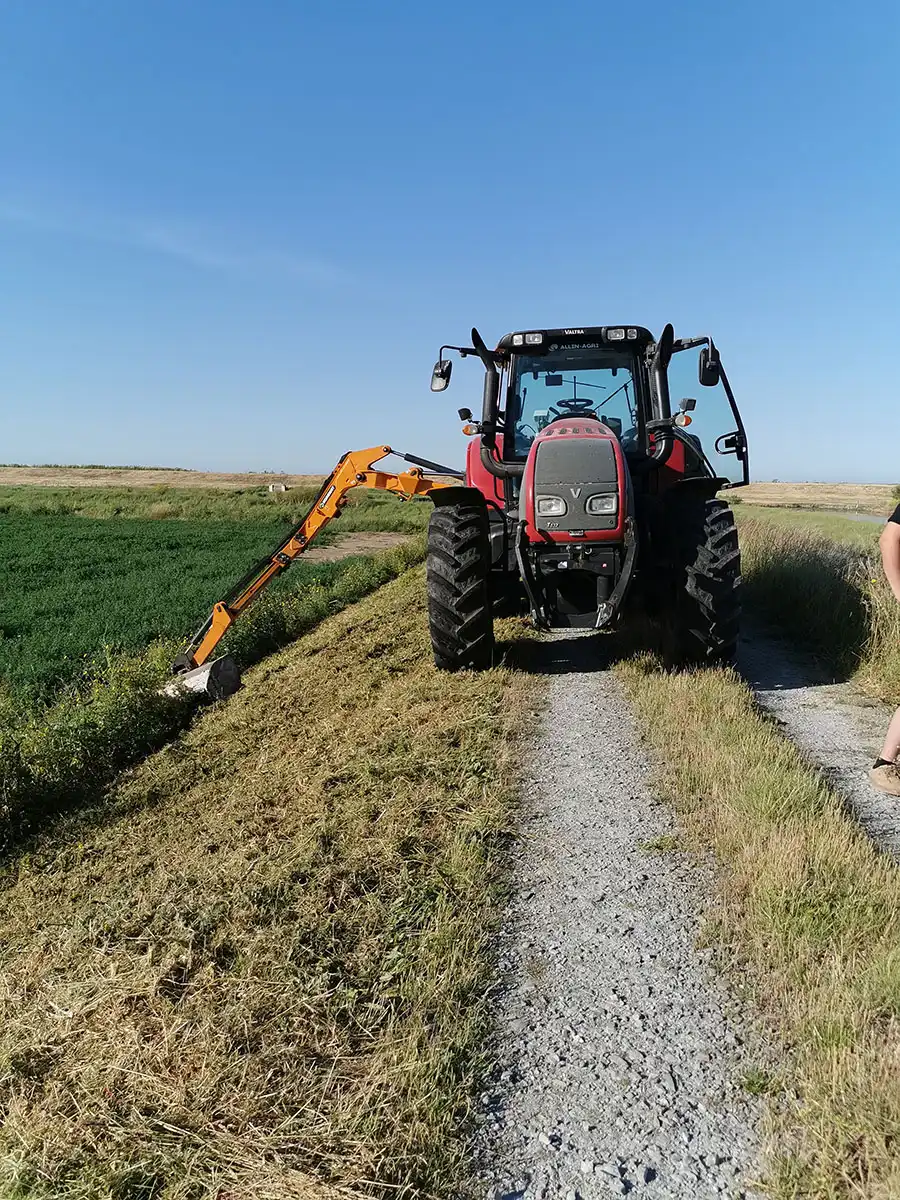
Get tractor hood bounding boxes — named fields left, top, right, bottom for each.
left=521, top=416, right=628, bottom=545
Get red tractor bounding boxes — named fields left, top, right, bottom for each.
left=425, top=322, right=748, bottom=669
left=173, top=322, right=747, bottom=697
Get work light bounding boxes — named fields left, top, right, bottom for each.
left=586, top=494, right=618, bottom=515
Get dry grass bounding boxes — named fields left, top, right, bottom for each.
left=736, top=516, right=900, bottom=703
left=616, top=658, right=900, bottom=1198
left=0, top=467, right=326, bottom=489
left=0, top=568, right=535, bottom=1199
left=737, top=481, right=896, bottom=515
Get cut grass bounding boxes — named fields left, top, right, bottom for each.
left=0, top=568, right=534, bottom=1199
left=735, top=513, right=900, bottom=704
left=616, top=657, right=900, bottom=1198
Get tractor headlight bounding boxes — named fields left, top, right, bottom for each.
left=525, top=332, right=543, bottom=345
left=537, top=496, right=567, bottom=516
left=586, top=493, right=618, bottom=515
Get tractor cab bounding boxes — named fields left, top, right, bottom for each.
left=432, top=323, right=747, bottom=492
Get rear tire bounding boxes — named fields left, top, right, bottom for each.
left=669, top=497, right=741, bottom=664
left=426, top=498, right=494, bottom=671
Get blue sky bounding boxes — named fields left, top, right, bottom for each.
left=1, top=0, right=897, bottom=482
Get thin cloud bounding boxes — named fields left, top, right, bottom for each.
left=0, top=201, right=349, bottom=287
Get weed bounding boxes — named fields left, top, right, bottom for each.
left=640, top=834, right=682, bottom=853
left=741, top=1067, right=775, bottom=1096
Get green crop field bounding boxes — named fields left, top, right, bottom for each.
left=0, top=488, right=430, bottom=703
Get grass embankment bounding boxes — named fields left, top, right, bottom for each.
left=0, top=568, right=531, bottom=1199
left=617, top=659, right=900, bottom=1197
left=734, top=509, right=900, bottom=704
left=0, top=540, right=425, bottom=850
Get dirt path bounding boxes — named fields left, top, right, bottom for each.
left=300, top=531, right=411, bottom=561
left=478, top=634, right=763, bottom=1200
left=739, top=627, right=900, bottom=858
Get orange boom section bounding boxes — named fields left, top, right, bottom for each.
left=173, top=446, right=454, bottom=674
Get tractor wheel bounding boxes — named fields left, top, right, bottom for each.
left=426, top=497, right=495, bottom=671
left=669, top=497, right=741, bottom=664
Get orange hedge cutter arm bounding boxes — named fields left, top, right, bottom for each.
left=172, top=446, right=455, bottom=675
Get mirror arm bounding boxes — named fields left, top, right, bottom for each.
left=439, top=343, right=478, bottom=360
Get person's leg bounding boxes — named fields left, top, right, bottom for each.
left=879, top=707, right=900, bottom=764
left=870, top=708, right=900, bottom=795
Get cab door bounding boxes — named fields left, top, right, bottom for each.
left=666, top=345, right=749, bottom=487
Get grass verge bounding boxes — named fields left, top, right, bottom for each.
left=734, top=504, right=881, bottom=549
left=616, top=657, right=900, bottom=1198
left=0, top=568, right=532, bottom=1199
left=0, top=484, right=433, bottom=528
left=0, top=539, right=425, bottom=851
left=735, top=513, right=900, bottom=704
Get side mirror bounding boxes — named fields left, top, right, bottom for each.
left=699, top=347, right=720, bottom=387
left=679, top=397, right=697, bottom=412
left=430, top=359, right=452, bottom=392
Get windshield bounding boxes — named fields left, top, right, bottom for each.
left=508, top=348, right=638, bottom=458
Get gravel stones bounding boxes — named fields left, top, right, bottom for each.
left=476, top=634, right=763, bottom=1199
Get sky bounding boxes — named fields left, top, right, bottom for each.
left=1, top=0, right=898, bottom=482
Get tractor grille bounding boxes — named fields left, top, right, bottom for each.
left=533, top=438, right=619, bottom=533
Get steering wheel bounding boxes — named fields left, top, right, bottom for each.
left=555, top=397, right=596, bottom=414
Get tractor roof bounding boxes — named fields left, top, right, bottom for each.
left=495, top=326, right=654, bottom=354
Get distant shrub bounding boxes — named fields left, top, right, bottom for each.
left=147, top=502, right=178, bottom=519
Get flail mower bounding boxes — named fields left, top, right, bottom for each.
left=170, top=322, right=748, bottom=698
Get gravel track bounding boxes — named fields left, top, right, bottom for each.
left=739, top=626, right=900, bottom=859
left=477, top=633, right=763, bottom=1200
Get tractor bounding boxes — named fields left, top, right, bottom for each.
left=424, top=321, right=747, bottom=669
left=171, top=322, right=747, bottom=697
